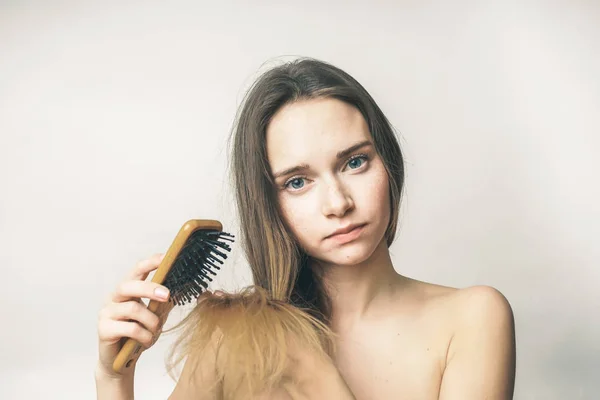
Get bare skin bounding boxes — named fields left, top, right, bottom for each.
left=96, top=253, right=173, bottom=400
left=265, top=97, right=516, bottom=399
left=97, top=97, right=515, bottom=399
left=167, top=251, right=515, bottom=400
left=328, top=263, right=516, bottom=399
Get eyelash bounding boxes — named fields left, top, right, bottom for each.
left=282, top=153, right=370, bottom=191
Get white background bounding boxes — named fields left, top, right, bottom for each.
left=1, top=0, right=598, bottom=398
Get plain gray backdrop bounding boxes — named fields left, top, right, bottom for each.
left=1, top=0, right=598, bottom=398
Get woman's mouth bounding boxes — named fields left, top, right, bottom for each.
left=325, top=224, right=366, bottom=244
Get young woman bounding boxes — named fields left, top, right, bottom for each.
left=96, top=58, right=516, bottom=399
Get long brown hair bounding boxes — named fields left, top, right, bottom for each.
left=229, top=57, right=405, bottom=322
left=165, top=57, right=405, bottom=397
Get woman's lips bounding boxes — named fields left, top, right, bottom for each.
left=326, top=224, right=366, bottom=244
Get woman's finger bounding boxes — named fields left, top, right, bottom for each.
left=112, top=280, right=170, bottom=303
left=105, top=300, right=162, bottom=335
left=128, top=253, right=165, bottom=280
left=98, top=319, right=154, bottom=348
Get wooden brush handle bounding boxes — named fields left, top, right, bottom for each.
left=111, top=219, right=223, bottom=374
left=112, top=300, right=173, bottom=373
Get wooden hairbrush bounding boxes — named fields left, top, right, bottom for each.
left=112, top=219, right=234, bottom=374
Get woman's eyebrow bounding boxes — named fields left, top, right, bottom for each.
left=272, top=163, right=310, bottom=180
left=272, top=140, right=373, bottom=180
left=335, top=140, right=372, bottom=159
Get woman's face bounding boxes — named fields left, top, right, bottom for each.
left=266, top=97, right=390, bottom=267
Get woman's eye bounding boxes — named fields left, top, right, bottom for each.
left=347, top=155, right=367, bottom=170
left=286, top=178, right=305, bottom=190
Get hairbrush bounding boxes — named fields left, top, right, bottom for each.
left=112, top=219, right=234, bottom=374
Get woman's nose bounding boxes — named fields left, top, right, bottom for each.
left=321, top=181, right=354, bottom=217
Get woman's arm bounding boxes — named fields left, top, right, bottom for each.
left=438, top=285, right=516, bottom=400
left=307, top=361, right=356, bottom=400
left=95, top=364, right=134, bottom=400
left=95, top=253, right=173, bottom=400
left=286, top=341, right=356, bottom=399
left=168, top=356, right=218, bottom=399
left=167, top=330, right=221, bottom=400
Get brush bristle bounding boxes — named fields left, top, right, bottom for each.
left=163, top=229, right=234, bottom=305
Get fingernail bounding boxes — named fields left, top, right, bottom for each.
left=155, top=286, right=169, bottom=300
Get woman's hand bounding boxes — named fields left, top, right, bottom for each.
left=96, top=253, right=174, bottom=379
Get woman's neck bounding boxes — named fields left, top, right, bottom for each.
left=313, top=239, right=403, bottom=330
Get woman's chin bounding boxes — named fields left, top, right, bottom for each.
left=315, top=243, right=376, bottom=267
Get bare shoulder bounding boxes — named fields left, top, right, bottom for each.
left=445, top=285, right=515, bottom=330
left=442, top=286, right=516, bottom=398
left=402, top=280, right=516, bottom=398
left=405, top=278, right=514, bottom=324
left=454, top=285, right=513, bottom=312
left=400, top=279, right=515, bottom=351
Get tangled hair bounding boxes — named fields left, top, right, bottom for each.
left=166, top=287, right=335, bottom=398
left=164, top=57, right=405, bottom=397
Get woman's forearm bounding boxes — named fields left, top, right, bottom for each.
left=313, top=364, right=356, bottom=399
left=291, top=352, right=356, bottom=399
left=95, top=364, right=135, bottom=400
